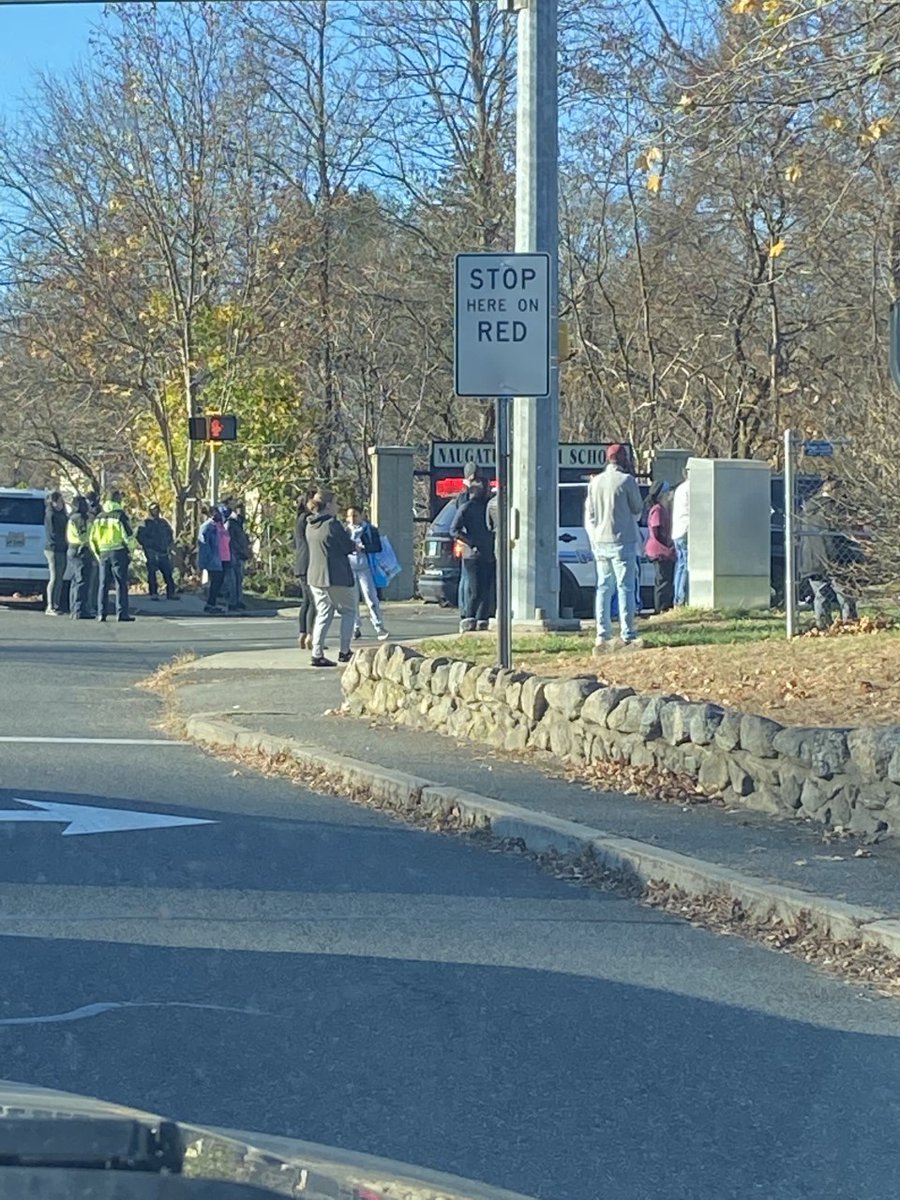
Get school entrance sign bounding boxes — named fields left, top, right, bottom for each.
left=454, top=252, right=551, bottom=398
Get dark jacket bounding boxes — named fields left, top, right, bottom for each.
left=450, top=484, right=495, bottom=562
left=306, top=512, right=355, bottom=589
left=294, top=510, right=311, bottom=578
left=137, top=515, right=174, bottom=556
left=226, top=514, right=252, bottom=562
left=45, top=503, right=68, bottom=553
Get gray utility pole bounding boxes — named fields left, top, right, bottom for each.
left=509, top=0, right=560, bottom=625
left=783, top=429, right=797, bottom=639
left=209, top=443, right=219, bottom=506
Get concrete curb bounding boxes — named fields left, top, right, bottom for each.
left=185, top=712, right=899, bottom=959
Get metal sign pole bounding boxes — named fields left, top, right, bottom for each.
left=783, top=428, right=797, bottom=639
left=496, top=394, right=512, bottom=669
left=209, top=443, right=219, bottom=506
left=890, top=300, right=900, bottom=391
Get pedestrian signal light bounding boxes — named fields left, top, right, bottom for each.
left=207, top=414, right=238, bottom=442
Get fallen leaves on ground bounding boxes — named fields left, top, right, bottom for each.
left=521, top=623, right=900, bottom=727
left=801, top=614, right=896, bottom=638
left=562, top=759, right=720, bottom=806
left=645, top=882, right=900, bottom=996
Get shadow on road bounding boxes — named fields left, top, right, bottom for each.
left=0, top=935, right=896, bottom=1200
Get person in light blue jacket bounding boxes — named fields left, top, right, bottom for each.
left=198, top=506, right=224, bottom=613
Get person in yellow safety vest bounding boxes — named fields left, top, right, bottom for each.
left=66, top=496, right=95, bottom=620
left=89, top=490, right=136, bottom=623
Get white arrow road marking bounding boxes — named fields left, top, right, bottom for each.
left=0, top=799, right=215, bottom=837
left=0, top=1001, right=276, bottom=1027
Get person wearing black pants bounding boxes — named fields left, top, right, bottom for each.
left=294, top=489, right=316, bottom=648
left=66, top=495, right=95, bottom=619
left=44, top=491, right=69, bottom=614
left=89, top=492, right=135, bottom=622
left=645, top=479, right=676, bottom=614
left=450, top=480, right=496, bottom=632
left=461, top=556, right=494, bottom=627
left=137, top=503, right=177, bottom=600
left=98, top=547, right=131, bottom=621
left=198, top=506, right=225, bottom=613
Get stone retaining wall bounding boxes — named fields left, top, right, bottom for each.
left=341, top=644, right=900, bottom=836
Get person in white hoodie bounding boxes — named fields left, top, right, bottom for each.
left=584, top=443, right=644, bottom=652
left=671, top=476, right=690, bottom=606
left=346, top=506, right=390, bottom=641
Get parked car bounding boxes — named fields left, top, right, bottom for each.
left=419, top=482, right=655, bottom=618
left=0, top=488, right=49, bottom=599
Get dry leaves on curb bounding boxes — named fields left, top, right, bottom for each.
left=645, top=881, right=900, bottom=996
left=562, top=759, right=720, bottom=807
left=176, top=726, right=900, bottom=997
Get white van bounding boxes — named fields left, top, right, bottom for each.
left=0, top=488, right=49, bottom=598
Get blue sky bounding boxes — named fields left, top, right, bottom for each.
left=0, top=2, right=103, bottom=116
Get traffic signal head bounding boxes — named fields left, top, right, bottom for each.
left=207, top=414, right=238, bottom=442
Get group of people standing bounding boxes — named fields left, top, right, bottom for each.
left=44, top=489, right=252, bottom=621
left=584, top=444, right=690, bottom=653
left=198, top=499, right=252, bottom=614
left=44, top=489, right=154, bottom=623
left=587, top=451, right=861, bottom=643
left=293, top=492, right=392, bottom=667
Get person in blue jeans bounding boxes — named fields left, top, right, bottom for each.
left=671, top=478, right=689, bottom=605
left=584, top=444, right=644, bottom=651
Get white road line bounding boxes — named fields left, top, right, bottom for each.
left=0, top=737, right=186, bottom=745
left=0, top=1000, right=277, bottom=1027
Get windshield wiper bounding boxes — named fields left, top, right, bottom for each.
left=0, top=1117, right=183, bottom=1173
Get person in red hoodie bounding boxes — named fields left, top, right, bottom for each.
left=645, top=480, right=676, bottom=613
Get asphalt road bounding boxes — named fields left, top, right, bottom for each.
left=0, top=599, right=899, bottom=1200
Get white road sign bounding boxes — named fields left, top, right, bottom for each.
left=454, top=252, right=551, bottom=398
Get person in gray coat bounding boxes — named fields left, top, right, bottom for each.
left=305, top=489, right=357, bottom=667
left=584, top=443, right=644, bottom=651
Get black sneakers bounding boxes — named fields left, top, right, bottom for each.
left=338, top=651, right=352, bottom=663
left=311, top=656, right=336, bottom=668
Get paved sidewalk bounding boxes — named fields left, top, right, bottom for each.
left=170, top=645, right=900, bottom=923
left=128, top=589, right=285, bottom=618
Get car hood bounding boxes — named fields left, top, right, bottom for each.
left=0, top=1080, right=538, bottom=1200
